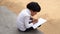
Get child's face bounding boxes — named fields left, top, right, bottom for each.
left=31, top=11, right=38, bottom=16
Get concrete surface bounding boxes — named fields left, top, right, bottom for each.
left=0, top=0, right=60, bottom=34
left=0, top=6, right=43, bottom=34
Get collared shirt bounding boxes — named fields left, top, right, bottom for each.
left=17, top=9, right=33, bottom=31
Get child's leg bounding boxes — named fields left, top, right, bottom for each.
left=25, top=27, right=34, bottom=32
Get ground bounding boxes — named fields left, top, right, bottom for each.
left=0, top=0, right=60, bottom=34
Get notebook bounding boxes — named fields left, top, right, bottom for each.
left=32, top=18, right=47, bottom=29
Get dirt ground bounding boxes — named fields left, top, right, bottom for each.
left=0, top=0, right=60, bottom=34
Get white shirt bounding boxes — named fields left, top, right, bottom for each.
left=17, top=9, right=33, bottom=31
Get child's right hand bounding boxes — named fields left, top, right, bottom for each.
left=32, top=19, right=38, bottom=24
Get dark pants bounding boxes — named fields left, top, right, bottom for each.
left=18, top=27, right=34, bottom=32
left=18, top=25, right=41, bottom=32
left=25, top=25, right=41, bottom=32
left=25, top=27, right=34, bottom=32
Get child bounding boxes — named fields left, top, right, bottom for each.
left=17, top=2, right=41, bottom=32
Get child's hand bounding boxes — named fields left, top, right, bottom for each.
left=32, top=19, right=38, bottom=24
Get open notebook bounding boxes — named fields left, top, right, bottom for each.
left=32, top=18, right=47, bottom=29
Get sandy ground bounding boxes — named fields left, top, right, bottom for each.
left=0, top=0, right=60, bottom=34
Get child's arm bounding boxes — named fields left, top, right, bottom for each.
left=24, top=16, right=34, bottom=28
left=24, top=16, right=38, bottom=28
left=29, top=17, right=38, bottom=24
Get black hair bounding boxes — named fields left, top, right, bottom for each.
left=27, top=2, right=41, bottom=12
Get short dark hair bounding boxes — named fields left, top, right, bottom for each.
left=27, top=2, right=41, bottom=12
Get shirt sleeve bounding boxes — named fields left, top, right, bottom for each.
left=24, top=16, right=33, bottom=28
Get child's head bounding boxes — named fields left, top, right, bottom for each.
left=27, top=2, right=41, bottom=16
